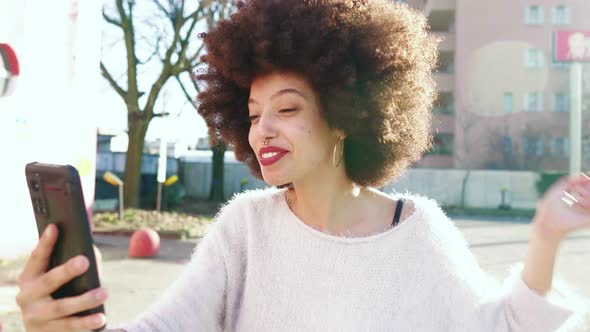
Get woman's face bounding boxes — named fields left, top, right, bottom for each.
left=248, top=71, right=340, bottom=186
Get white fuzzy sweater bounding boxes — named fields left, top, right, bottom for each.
left=112, top=188, right=588, bottom=331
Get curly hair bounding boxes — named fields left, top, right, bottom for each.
left=196, top=0, right=438, bottom=188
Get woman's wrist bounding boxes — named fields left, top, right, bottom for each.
left=521, top=224, right=562, bottom=295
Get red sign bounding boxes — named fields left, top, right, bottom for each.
left=553, top=31, right=590, bottom=62
left=0, top=43, right=20, bottom=97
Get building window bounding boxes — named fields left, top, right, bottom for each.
left=429, top=133, right=454, bottom=155
left=551, top=61, right=570, bottom=70
left=552, top=5, right=570, bottom=25
left=552, top=93, right=569, bottom=112
left=525, top=5, right=544, bottom=25
left=524, top=92, right=543, bottom=112
left=504, top=92, right=513, bottom=113
left=550, top=137, right=570, bottom=156
left=525, top=48, right=544, bottom=68
left=502, top=136, right=513, bottom=154
left=523, top=136, right=544, bottom=157
left=433, top=93, right=454, bottom=114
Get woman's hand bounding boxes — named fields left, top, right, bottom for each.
left=16, top=224, right=109, bottom=332
left=532, top=172, right=590, bottom=243
left=522, top=173, right=590, bottom=294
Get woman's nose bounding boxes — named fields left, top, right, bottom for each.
left=256, top=112, right=277, bottom=138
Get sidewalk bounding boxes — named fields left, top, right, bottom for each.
left=0, top=235, right=200, bottom=332
left=2, top=219, right=590, bottom=331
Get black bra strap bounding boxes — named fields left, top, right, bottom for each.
left=392, top=198, right=405, bottom=227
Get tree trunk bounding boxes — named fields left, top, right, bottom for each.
left=124, top=117, right=149, bottom=208
left=209, top=142, right=226, bottom=202
left=460, top=169, right=471, bottom=210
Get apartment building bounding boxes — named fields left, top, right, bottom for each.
left=405, top=0, right=590, bottom=171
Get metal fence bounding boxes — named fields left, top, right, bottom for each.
left=96, top=151, right=178, bottom=175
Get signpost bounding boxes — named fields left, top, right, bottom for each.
left=157, top=135, right=167, bottom=212
left=553, top=31, right=590, bottom=176
left=103, top=171, right=124, bottom=224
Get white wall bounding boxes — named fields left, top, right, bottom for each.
left=0, top=0, right=102, bottom=259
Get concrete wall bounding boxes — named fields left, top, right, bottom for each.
left=382, top=169, right=540, bottom=209
left=182, top=161, right=542, bottom=209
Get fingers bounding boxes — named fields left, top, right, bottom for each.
left=17, top=224, right=58, bottom=284
left=568, top=186, right=590, bottom=210
left=566, top=173, right=590, bottom=187
left=560, top=173, right=590, bottom=210
left=28, top=288, right=108, bottom=322
left=16, top=255, right=89, bottom=306
left=43, top=312, right=107, bottom=332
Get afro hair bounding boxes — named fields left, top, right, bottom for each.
left=196, top=0, right=438, bottom=187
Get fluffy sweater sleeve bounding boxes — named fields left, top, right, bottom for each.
left=427, top=214, right=589, bottom=332
left=110, top=204, right=232, bottom=332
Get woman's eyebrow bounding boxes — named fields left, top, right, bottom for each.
left=248, top=88, right=307, bottom=105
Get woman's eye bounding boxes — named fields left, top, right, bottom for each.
left=279, top=108, right=297, bottom=113
left=249, top=115, right=259, bottom=122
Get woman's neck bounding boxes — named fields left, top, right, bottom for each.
left=287, top=178, right=376, bottom=234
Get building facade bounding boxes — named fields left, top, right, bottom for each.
left=405, top=0, right=590, bottom=171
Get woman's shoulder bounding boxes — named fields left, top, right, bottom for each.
left=385, top=191, right=447, bottom=222
left=217, top=187, right=283, bottom=216
left=206, top=187, right=283, bottom=235
left=386, top=191, right=467, bottom=245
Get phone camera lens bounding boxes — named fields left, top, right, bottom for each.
left=33, top=198, right=47, bottom=215
left=31, top=180, right=40, bottom=192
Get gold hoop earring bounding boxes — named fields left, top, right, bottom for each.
left=332, top=137, right=344, bottom=168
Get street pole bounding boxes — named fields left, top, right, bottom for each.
left=119, top=184, right=124, bottom=223
left=569, top=62, right=582, bottom=176
left=156, top=182, right=162, bottom=212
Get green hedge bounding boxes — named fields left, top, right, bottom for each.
left=536, top=172, right=567, bottom=196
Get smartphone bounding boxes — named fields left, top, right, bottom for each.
left=25, top=162, right=105, bottom=329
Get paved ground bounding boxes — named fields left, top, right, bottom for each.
left=2, top=217, right=590, bottom=331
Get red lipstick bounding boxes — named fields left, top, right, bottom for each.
left=259, top=146, right=289, bottom=166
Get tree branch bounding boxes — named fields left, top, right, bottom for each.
left=100, top=62, right=127, bottom=98
left=151, top=0, right=172, bottom=20
left=116, top=0, right=140, bottom=105
left=137, top=35, right=163, bottom=65
left=175, top=12, right=200, bottom=66
left=175, top=75, right=198, bottom=109
left=102, top=10, right=123, bottom=28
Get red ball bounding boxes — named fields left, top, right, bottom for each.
left=128, top=228, right=160, bottom=258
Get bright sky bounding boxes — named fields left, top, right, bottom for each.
left=99, top=0, right=212, bottom=145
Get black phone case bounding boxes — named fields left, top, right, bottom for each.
left=25, top=162, right=105, bottom=330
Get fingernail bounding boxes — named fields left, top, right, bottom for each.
left=94, top=288, right=108, bottom=301
left=44, top=225, right=53, bottom=237
left=94, top=313, right=106, bottom=325
left=75, top=256, right=88, bottom=270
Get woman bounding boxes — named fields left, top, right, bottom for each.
left=16, top=0, right=590, bottom=331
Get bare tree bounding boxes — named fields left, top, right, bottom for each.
left=486, top=123, right=519, bottom=170
left=101, top=0, right=232, bottom=206
left=453, top=110, right=480, bottom=209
